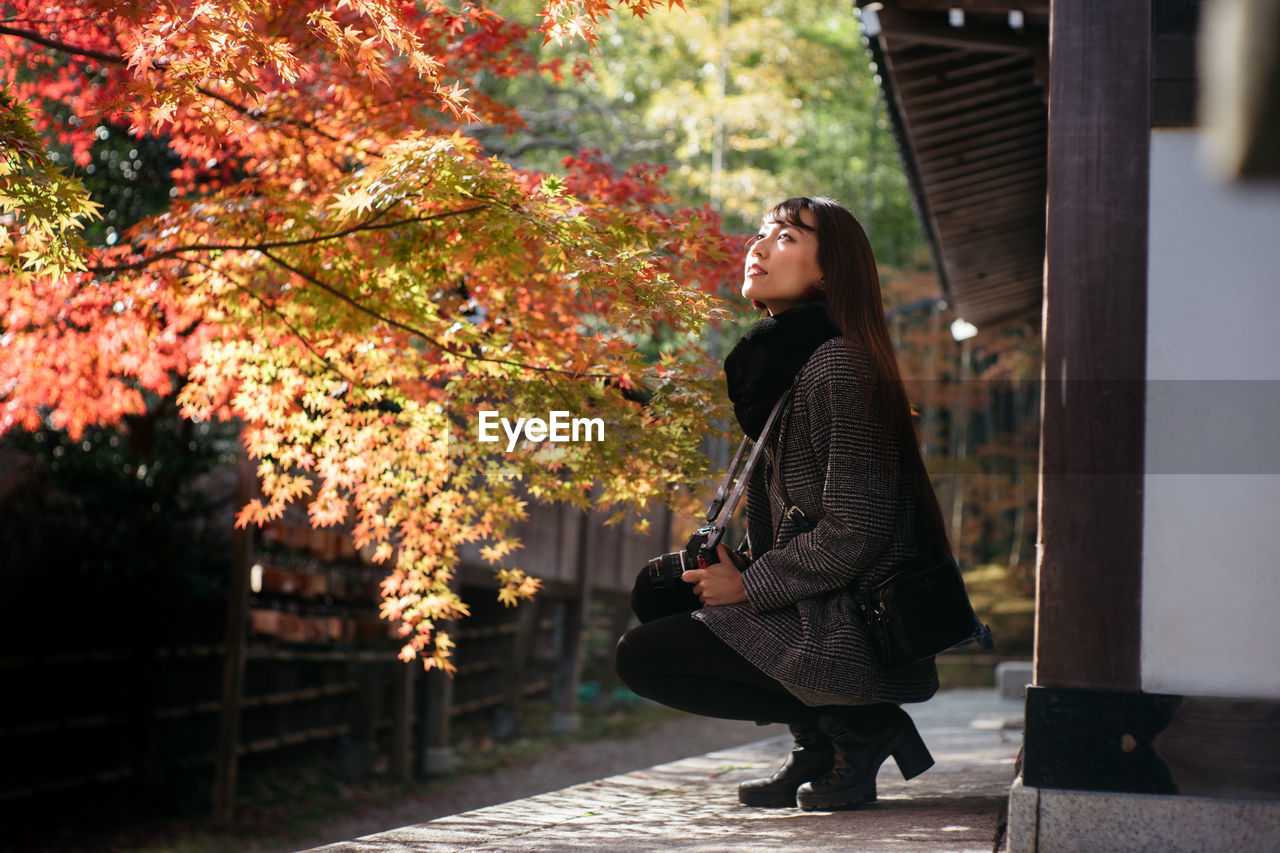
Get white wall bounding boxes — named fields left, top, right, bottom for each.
left=1143, top=129, right=1280, bottom=698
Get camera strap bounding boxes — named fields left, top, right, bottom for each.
left=704, top=379, right=796, bottom=529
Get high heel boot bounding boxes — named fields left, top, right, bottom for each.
left=737, top=724, right=834, bottom=807
left=795, top=704, right=934, bottom=811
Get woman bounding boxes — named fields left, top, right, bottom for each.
left=615, top=196, right=947, bottom=811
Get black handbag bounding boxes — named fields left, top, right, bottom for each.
left=764, top=400, right=992, bottom=669
left=860, top=553, right=992, bottom=669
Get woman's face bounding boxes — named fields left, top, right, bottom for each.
left=742, top=209, right=824, bottom=316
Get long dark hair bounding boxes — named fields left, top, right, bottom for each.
left=765, top=196, right=951, bottom=555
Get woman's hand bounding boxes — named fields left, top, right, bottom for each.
left=681, top=543, right=748, bottom=606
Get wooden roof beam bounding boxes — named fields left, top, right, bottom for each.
left=927, top=159, right=1045, bottom=199
left=935, top=195, right=1045, bottom=224
left=919, top=140, right=1047, bottom=184
left=930, top=171, right=1046, bottom=208
left=938, top=214, right=1043, bottom=241
left=950, top=276, right=1040, bottom=298
left=942, top=234, right=1045, bottom=264
left=904, top=79, right=1046, bottom=117
left=951, top=281, right=1045, bottom=313
left=881, top=0, right=1050, bottom=16
left=902, top=66, right=1043, bottom=109
left=947, top=252, right=1046, bottom=282
left=894, top=53, right=1031, bottom=93
left=915, top=115, right=1046, bottom=158
left=950, top=294, right=1041, bottom=325
left=906, top=93, right=1045, bottom=138
left=933, top=183, right=1046, bottom=218
left=877, top=7, right=1048, bottom=57
left=885, top=44, right=966, bottom=74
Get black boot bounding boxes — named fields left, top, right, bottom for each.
left=795, top=704, right=934, bottom=811
left=737, top=724, right=834, bottom=808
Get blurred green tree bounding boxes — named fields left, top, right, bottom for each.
left=479, top=0, right=928, bottom=268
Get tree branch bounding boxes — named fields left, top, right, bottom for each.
left=193, top=84, right=346, bottom=145
left=87, top=205, right=488, bottom=274
left=0, top=24, right=345, bottom=147
left=0, top=23, right=126, bottom=66
left=194, top=258, right=362, bottom=390
left=255, top=248, right=621, bottom=383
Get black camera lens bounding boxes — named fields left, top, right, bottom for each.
left=646, top=550, right=688, bottom=589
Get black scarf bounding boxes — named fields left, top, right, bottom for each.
left=723, top=301, right=842, bottom=439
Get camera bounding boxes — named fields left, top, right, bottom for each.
left=644, top=525, right=718, bottom=590
left=632, top=526, right=723, bottom=622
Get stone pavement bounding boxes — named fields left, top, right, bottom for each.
left=302, top=688, right=1024, bottom=853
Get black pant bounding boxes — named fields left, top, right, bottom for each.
left=615, top=611, right=821, bottom=727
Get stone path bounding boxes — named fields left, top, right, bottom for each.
left=302, top=688, right=1024, bottom=853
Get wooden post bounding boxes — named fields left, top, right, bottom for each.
left=1036, top=0, right=1148, bottom=690
left=212, top=452, right=254, bottom=823
left=390, top=661, right=415, bottom=779
left=337, top=659, right=383, bottom=778
left=418, top=574, right=459, bottom=775
left=553, top=508, right=592, bottom=733
left=949, top=338, right=972, bottom=548
left=502, top=597, right=539, bottom=722
left=419, top=662, right=456, bottom=775
left=920, top=301, right=942, bottom=458
left=593, top=599, right=633, bottom=709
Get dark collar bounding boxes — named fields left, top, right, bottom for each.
left=723, top=302, right=842, bottom=439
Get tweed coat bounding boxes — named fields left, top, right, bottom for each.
left=694, top=336, right=940, bottom=706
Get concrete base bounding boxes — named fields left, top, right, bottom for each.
left=995, top=660, right=1034, bottom=700
left=1006, top=775, right=1280, bottom=852
left=551, top=710, right=581, bottom=733
left=421, top=745, right=459, bottom=775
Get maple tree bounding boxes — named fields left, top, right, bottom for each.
left=1, top=0, right=740, bottom=670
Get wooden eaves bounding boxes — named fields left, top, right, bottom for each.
left=857, top=0, right=1050, bottom=332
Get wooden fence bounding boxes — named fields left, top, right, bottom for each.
left=0, top=492, right=669, bottom=820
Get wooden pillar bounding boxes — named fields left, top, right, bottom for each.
left=593, top=600, right=633, bottom=709
left=419, top=662, right=456, bottom=775
left=212, top=452, right=255, bottom=823
left=390, top=662, right=415, bottom=779
left=419, top=575, right=460, bottom=775
left=1036, top=0, right=1149, bottom=690
left=1019, top=3, right=1280, bottom=814
left=949, top=338, right=971, bottom=549
left=502, top=596, right=539, bottom=722
left=920, top=301, right=942, bottom=458
left=553, top=508, right=592, bottom=733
